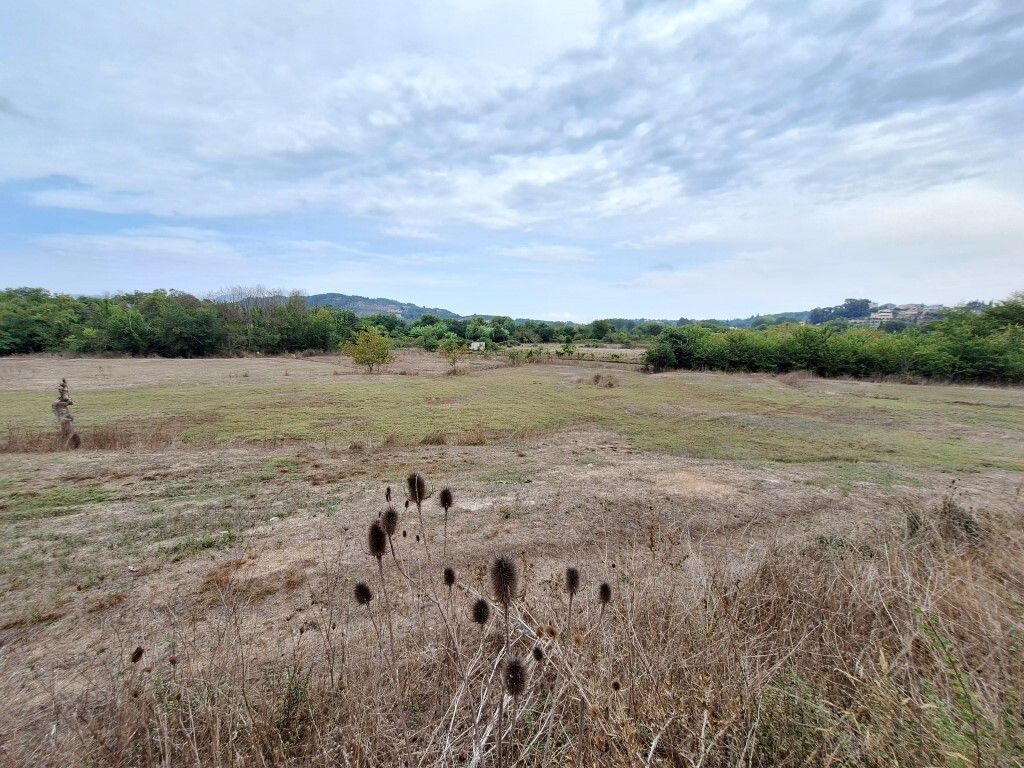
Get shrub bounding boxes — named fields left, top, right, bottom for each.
left=344, top=328, right=393, bottom=372
left=437, top=335, right=468, bottom=374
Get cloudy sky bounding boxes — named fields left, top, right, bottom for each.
left=1, top=1, right=1022, bottom=320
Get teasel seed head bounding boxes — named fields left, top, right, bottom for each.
left=385, top=485, right=391, bottom=502
left=471, top=598, right=491, bottom=625
left=599, top=581, right=612, bottom=605
left=503, top=657, right=528, bottom=697
left=443, top=566, right=456, bottom=588
left=438, top=486, right=454, bottom=512
left=490, top=554, right=519, bottom=606
left=565, top=566, right=580, bottom=596
left=382, top=505, right=399, bottom=537
left=368, top=521, right=387, bottom=561
left=406, top=472, right=427, bottom=504
left=354, top=582, right=373, bottom=605
left=532, top=645, right=544, bottom=663
left=130, top=646, right=144, bottom=664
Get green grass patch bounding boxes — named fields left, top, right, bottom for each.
left=806, top=463, right=918, bottom=492
left=160, top=530, right=242, bottom=561
left=475, top=466, right=535, bottom=484
left=0, top=485, right=111, bottom=523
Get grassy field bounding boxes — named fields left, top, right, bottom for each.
left=2, top=353, right=1023, bottom=469
left=1, top=353, right=1022, bottom=766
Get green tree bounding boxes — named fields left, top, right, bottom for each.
left=344, top=328, right=393, bottom=372
left=587, top=319, right=613, bottom=340
left=438, top=334, right=468, bottom=374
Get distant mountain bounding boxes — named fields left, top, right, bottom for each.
left=305, top=293, right=460, bottom=321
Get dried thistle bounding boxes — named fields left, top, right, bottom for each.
left=368, top=520, right=394, bottom=655
left=130, top=646, right=144, bottom=664
left=385, top=485, right=391, bottom=502
left=354, top=582, right=373, bottom=605
left=490, top=555, right=518, bottom=606
left=471, top=598, right=490, bottom=625
left=407, top=472, right=433, bottom=556
left=598, top=581, right=610, bottom=626
left=368, top=520, right=387, bottom=561
left=565, top=566, right=580, bottom=596
left=443, top=566, right=456, bottom=590
left=499, top=656, right=529, bottom=767
left=503, top=657, right=528, bottom=697
left=565, top=566, right=580, bottom=638
left=532, top=645, right=544, bottom=663
left=490, top=555, right=519, bottom=653
left=439, top=486, right=454, bottom=558
left=353, top=581, right=386, bottom=661
left=406, top=472, right=427, bottom=505
left=382, top=506, right=399, bottom=536
left=438, top=486, right=454, bottom=511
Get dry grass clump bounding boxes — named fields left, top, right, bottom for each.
left=570, top=372, right=620, bottom=388
left=0, top=420, right=190, bottom=452
left=30, top=492, right=1024, bottom=767
left=453, top=428, right=489, bottom=446
left=419, top=430, right=447, bottom=446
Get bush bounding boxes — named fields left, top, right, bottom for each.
left=344, top=328, right=393, bottom=372
left=437, top=335, right=468, bottom=373
left=644, top=295, right=1024, bottom=383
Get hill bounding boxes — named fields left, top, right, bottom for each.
left=305, top=293, right=460, bottom=321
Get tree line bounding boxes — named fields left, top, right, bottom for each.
left=2, top=287, right=1021, bottom=383
left=0, top=287, right=660, bottom=357
left=644, top=295, right=1024, bottom=383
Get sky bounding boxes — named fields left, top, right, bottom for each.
left=1, top=0, right=1022, bottom=321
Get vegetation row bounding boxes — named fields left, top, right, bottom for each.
left=2, top=287, right=1022, bottom=383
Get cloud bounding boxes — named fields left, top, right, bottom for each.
left=0, top=0, right=1022, bottom=317
left=624, top=179, right=1024, bottom=316
left=380, top=224, right=441, bottom=241
left=0, top=96, right=29, bottom=120
left=492, top=245, right=593, bottom=263
left=38, top=227, right=247, bottom=266
left=617, top=223, right=723, bottom=250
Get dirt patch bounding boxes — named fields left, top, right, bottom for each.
left=651, top=469, right=736, bottom=499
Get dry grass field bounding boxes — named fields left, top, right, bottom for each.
left=1, top=352, right=1022, bottom=766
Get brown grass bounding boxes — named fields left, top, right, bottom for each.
left=420, top=430, right=448, bottom=446
left=27, top=492, right=1024, bottom=767
left=454, top=428, right=490, bottom=446
left=571, top=373, right=620, bottom=388
left=0, top=416, right=215, bottom=453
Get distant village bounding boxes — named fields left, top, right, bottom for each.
left=849, top=302, right=950, bottom=327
